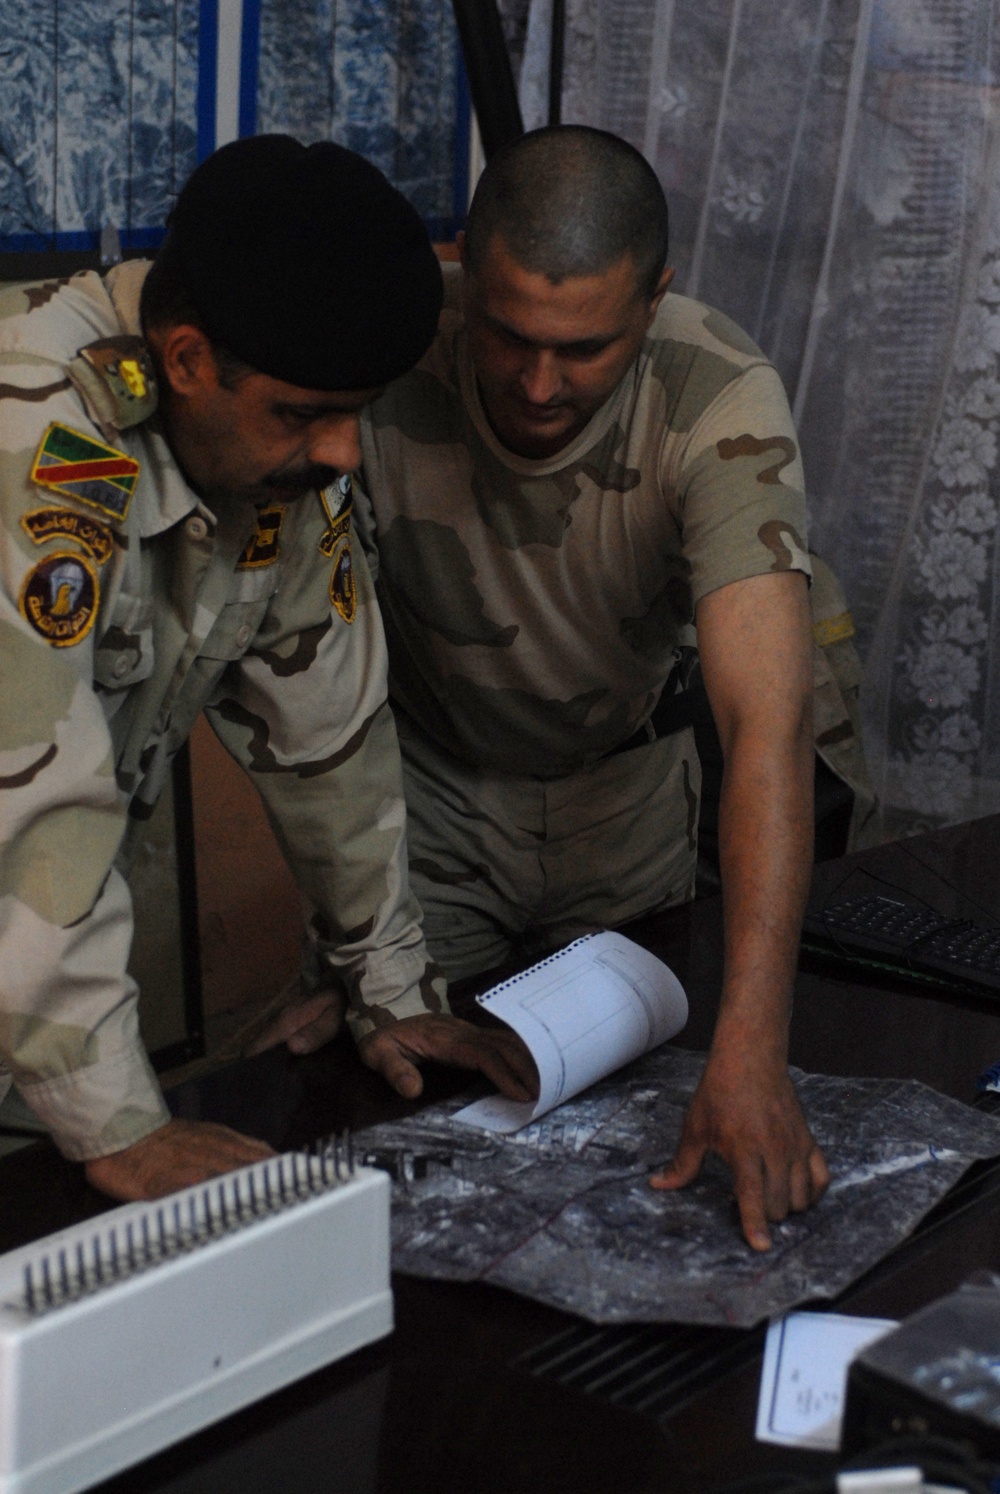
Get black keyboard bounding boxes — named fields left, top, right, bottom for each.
left=800, top=894, right=1000, bottom=996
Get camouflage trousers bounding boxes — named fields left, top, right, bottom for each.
left=396, top=712, right=701, bottom=981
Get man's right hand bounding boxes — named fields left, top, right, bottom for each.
left=84, top=1118, right=275, bottom=1202
left=359, top=1013, right=539, bottom=1103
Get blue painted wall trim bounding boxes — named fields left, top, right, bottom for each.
left=239, top=0, right=261, bottom=138
left=197, top=0, right=219, bottom=163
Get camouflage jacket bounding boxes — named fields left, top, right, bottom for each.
left=0, top=263, right=440, bottom=1162
left=359, top=264, right=813, bottom=781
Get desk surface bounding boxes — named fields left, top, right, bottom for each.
left=5, top=817, right=1000, bottom=1492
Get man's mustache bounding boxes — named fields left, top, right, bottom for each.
left=261, top=463, right=344, bottom=493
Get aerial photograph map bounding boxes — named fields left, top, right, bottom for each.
left=357, top=1049, right=1000, bottom=1328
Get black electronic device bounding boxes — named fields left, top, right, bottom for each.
left=842, top=1274, right=1000, bottom=1466
left=801, top=893, right=1000, bottom=1000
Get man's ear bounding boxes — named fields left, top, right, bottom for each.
left=152, top=324, right=219, bottom=398
left=647, top=266, right=675, bottom=323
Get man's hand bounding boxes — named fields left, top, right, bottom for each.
left=650, top=1051, right=829, bottom=1251
left=359, top=1013, right=539, bottom=1103
left=242, top=990, right=346, bottom=1057
left=84, top=1118, right=275, bottom=1202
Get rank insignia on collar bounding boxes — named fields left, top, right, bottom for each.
left=19, top=550, right=100, bottom=647
left=31, top=422, right=139, bottom=521
left=329, top=536, right=357, bottom=624
left=237, top=505, right=285, bottom=568
left=21, top=507, right=115, bottom=565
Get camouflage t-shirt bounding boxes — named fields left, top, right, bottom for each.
left=0, top=262, right=440, bottom=1161
left=360, top=263, right=811, bottom=779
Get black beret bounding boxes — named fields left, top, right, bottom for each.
left=164, top=135, right=443, bottom=391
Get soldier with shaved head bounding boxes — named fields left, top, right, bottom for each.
left=0, top=135, right=535, bottom=1203
left=357, top=126, right=875, bottom=1252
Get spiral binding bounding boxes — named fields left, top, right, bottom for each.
left=475, top=935, right=597, bottom=1004
left=15, top=1133, right=355, bottom=1319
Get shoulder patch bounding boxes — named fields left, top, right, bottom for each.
left=318, top=475, right=353, bottom=556
left=31, top=422, right=139, bottom=522
left=329, top=537, right=357, bottom=623
left=237, top=505, right=285, bottom=568
left=320, top=473, right=353, bottom=527
left=21, top=507, right=115, bottom=565
left=19, top=550, right=100, bottom=646
left=74, top=336, right=158, bottom=430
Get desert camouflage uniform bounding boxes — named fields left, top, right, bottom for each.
left=0, top=261, right=442, bottom=1161
left=358, top=264, right=876, bottom=977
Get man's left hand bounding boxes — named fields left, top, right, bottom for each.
left=649, top=1051, right=829, bottom=1251
left=359, top=1013, right=539, bottom=1104
left=243, top=990, right=346, bottom=1057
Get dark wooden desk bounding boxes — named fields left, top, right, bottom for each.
left=5, top=817, right=1000, bottom=1492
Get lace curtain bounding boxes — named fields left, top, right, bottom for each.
left=505, top=0, right=1000, bottom=839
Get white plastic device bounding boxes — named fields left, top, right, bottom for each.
left=0, top=1140, right=392, bottom=1494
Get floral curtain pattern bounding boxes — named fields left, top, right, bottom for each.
left=0, top=0, right=199, bottom=250
left=508, top=0, right=1000, bottom=836
left=0, top=0, right=464, bottom=252
left=257, top=0, right=463, bottom=238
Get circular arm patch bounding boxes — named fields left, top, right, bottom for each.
left=19, top=550, right=100, bottom=646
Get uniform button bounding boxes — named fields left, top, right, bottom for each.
left=113, top=655, right=130, bottom=679
left=235, top=624, right=252, bottom=648
left=186, top=515, right=209, bottom=542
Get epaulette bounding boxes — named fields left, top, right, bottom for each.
left=66, top=335, right=158, bottom=435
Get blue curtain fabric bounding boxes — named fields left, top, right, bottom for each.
left=257, top=0, right=462, bottom=238
left=0, top=0, right=199, bottom=250
left=0, top=0, right=464, bottom=253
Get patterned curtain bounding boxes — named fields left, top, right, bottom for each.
left=509, top=0, right=1000, bottom=839
left=0, top=0, right=464, bottom=253
left=256, top=0, right=463, bottom=239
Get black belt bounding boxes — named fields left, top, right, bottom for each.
left=606, top=663, right=704, bottom=759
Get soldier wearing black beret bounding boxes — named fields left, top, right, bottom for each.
left=0, top=136, right=536, bottom=1202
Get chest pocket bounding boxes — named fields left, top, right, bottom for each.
left=197, top=565, right=280, bottom=662
left=93, top=589, right=155, bottom=691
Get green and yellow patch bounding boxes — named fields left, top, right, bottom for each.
left=30, top=422, right=139, bottom=521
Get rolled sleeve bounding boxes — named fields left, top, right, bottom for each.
left=669, top=363, right=812, bottom=605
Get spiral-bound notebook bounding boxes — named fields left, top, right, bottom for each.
left=454, top=932, right=688, bottom=1134
left=0, top=1141, right=391, bottom=1494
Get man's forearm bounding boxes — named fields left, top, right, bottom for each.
left=710, top=705, right=814, bottom=1066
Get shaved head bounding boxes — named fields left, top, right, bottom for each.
left=464, top=126, right=669, bottom=300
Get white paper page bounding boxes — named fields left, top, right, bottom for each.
left=756, top=1312, right=897, bottom=1451
left=453, top=933, right=687, bottom=1133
